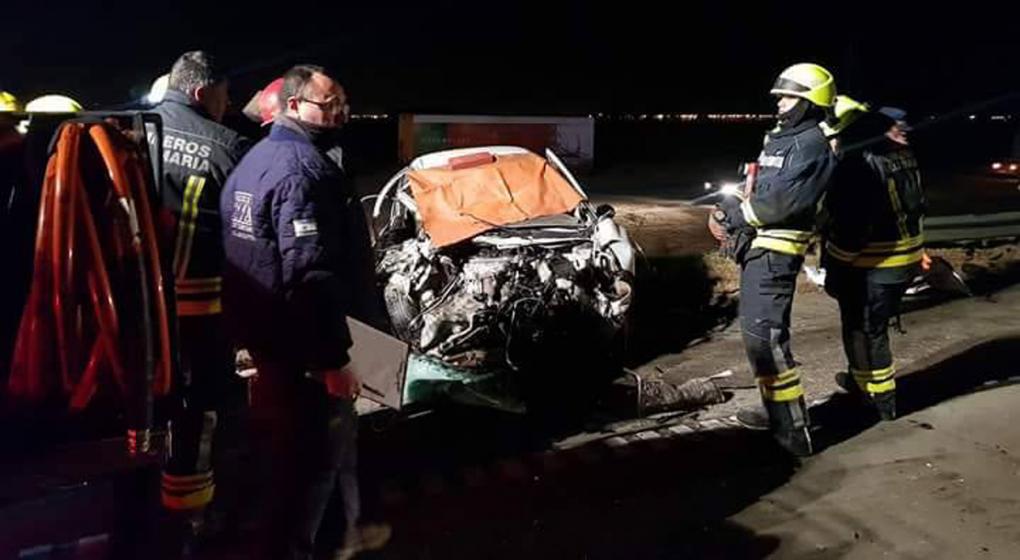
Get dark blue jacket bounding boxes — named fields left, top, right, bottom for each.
left=221, top=117, right=360, bottom=369
left=728, top=119, right=837, bottom=257
left=823, top=113, right=925, bottom=278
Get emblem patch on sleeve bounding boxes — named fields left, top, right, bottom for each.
left=231, top=191, right=254, bottom=237
left=293, top=218, right=318, bottom=237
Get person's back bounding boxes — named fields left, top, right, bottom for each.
left=823, top=106, right=924, bottom=421
left=148, top=50, right=249, bottom=555
left=151, top=79, right=248, bottom=309
left=825, top=110, right=924, bottom=277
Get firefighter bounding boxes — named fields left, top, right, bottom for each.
left=0, top=90, right=18, bottom=118
left=713, top=63, right=839, bottom=456
left=0, top=90, right=21, bottom=205
left=221, top=64, right=389, bottom=560
left=148, top=50, right=250, bottom=553
left=822, top=102, right=924, bottom=421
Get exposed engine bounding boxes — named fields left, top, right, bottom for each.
left=378, top=224, right=633, bottom=372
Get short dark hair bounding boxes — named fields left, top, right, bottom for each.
left=168, top=51, right=224, bottom=96
left=279, top=64, right=332, bottom=109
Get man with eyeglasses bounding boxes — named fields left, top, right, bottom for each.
left=221, top=64, right=389, bottom=560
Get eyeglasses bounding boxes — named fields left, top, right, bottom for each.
left=298, top=96, right=349, bottom=114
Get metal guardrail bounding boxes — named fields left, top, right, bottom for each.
left=925, top=212, right=1020, bottom=245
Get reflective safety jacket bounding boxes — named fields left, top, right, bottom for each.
left=824, top=132, right=925, bottom=272
left=737, top=119, right=838, bottom=256
left=149, top=90, right=249, bottom=316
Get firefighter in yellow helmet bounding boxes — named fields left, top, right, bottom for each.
left=821, top=95, right=870, bottom=144
left=0, top=91, right=19, bottom=112
left=711, top=63, right=839, bottom=456
left=822, top=101, right=924, bottom=422
left=0, top=91, right=20, bottom=130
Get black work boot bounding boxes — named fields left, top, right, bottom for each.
left=735, top=402, right=770, bottom=431
left=764, top=397, right=814, bottom=457
left=872, top=391, right=897, bottom=421
left=157, top=510, right=203, bottom=560
left=835, top=372, right=896, bottom=421
left=834, top=371, right=861, bottom=397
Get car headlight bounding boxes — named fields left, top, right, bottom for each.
left=992, top=162, right=1003, bottom=170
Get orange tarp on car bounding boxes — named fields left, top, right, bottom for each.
left=407, top=152, right=583, bottom=247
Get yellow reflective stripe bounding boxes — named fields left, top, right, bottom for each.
left=852, top=366, right=896, bottom=395
left=175, top=276, right=223, bottom=295
left=161, top=484, right=215, bottom=511
left=826, top=241, right=859, bottom=262
left=752, top=237, right=809, bottom=255
left=865, top=378, right=896, bottom=394
left=860, top=234, right=924, bottom=253
left=176, top=287, right=222, bottom=295
left=851, top=250, right=923, bottom=268
left=829, top=240, right=924, bottom=268
left=886, top=178, right=911, bottom=239
left=851, top=365, right=895, bottom=380
left=172, top=176, right=196, bottom=277
left=162, top=471, right=213, bottom=485
left=760, top=368, right=800, bottom=387
left=177, top=176, right=207, bottom=280
left=741, top=199, right=763, bottom=227
left=759, top=229, right=813, bottom=242
left=759, top=382, right=804, bottom=402
left=161, top=473, right=213, bottom=491
left=176, top=276, right=222, bottom=288
left=177, top=299, right=222, bottom=316
left=758, top=369, right=803, bottom=402
left=173, top=176, right=207, bottom=280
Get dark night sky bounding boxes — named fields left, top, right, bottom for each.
left=2, top=1, right=1019, bottom=115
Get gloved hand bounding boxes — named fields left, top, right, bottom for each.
left=708, top=207, right=728, bottom=241
left=717, top=195, right=748, bottom=230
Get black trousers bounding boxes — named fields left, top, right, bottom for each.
left=739, top=249, right=805, bottom=403
left=250, top=357, right=360, bottom=559
left=162, top=314, right=244, bottom=511
left=825, top=264, right=911, bottom=396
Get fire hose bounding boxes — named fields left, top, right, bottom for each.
left=8, top=121, right=171, bottom=415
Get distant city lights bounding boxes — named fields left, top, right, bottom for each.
left=355, top=112, right=1017, bottom=123
left=599, top=113, right=773, bottom=122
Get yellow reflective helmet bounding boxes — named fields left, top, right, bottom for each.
left=821, top=95, right=870, bottom=137
left=25, top=94, right=83, bottom=113
left=770, top=63, right=836, bottom=108
left=148, top=73, right=169, bottom=105
left=0, top=91, right=20, bottom=112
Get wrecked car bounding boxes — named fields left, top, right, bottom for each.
left=368, top=147, right=637, bottom=410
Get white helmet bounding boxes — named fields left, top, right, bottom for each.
left=147, top=73, right=170, bottom=105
